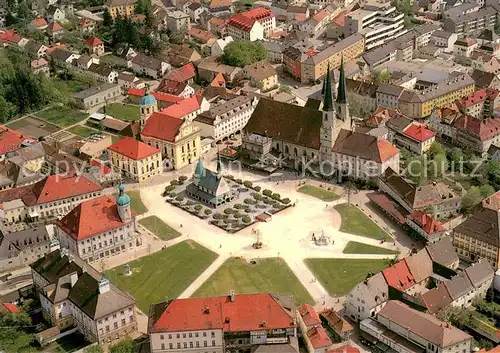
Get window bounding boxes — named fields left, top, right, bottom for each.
left=190, top=342, right=193, bottom=348
left=160, top=335, right=164, bottom=340
left=183, top=333, right=186, bottom=338
left=177, top=343, right=181, bottom=349
left=212, top=340, right=215, bottom=346
left=114, top=322, right=118, bottom=329
left=177, top=334, right=180, bottom=339
left=184, top=343, right=187, bottom=348
left=204, top=341, right=207, bottom=347
left=189, top=333, right=192, bottom=338
left=169, top=343, right=173, bottom=349
left=168, top=334, right=172, bottom=339
left=106, top=325, right=110, bottom=332
left=122, top=318, right=126, bottom=326
left=161, top=343, right=165, bottom=350
left=211, top=332, right=215, bottom=338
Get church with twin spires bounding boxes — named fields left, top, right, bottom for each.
left=243, top=57, right=400, bottom=180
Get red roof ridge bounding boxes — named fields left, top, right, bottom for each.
left=108, top=136, right=160, bottom=160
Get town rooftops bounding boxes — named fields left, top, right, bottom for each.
left=0, top=125, right=34, bottom=156
left=148, top=293, right=296, bottom=333
left=444, top=273, right=473, bottom=300
left=56, top=195, right=135, bottom=241
left=378, top=301, right=471, bottom=348
left=404, top=247, right=433, bottom=283
left=74, top=83, right=120, bottom=99
left=128, top=88, right=184, bottom=104
left=160, top=95, right=201, bottom=119
left=471, top=69, right=497, bottom=88
left=347, top=272, right=389, bottom=309
left=142, top=112, right=185, bottom=142
left=244, top=60, right=277, bottom=81
left=453, top=115, right=500, bottom=142
left=85, top=36, right=103, bottom=47
left=382, top=260, right=416, bottom=291
left=188, top=27, right=216, bottom=44
left=131, top=53, right=165, bottom=71
left=459, top=88, right=499, bottom=108
left=298, top=303, right=321, bottom=327
left=454, top=207, right=499, bottom=247
left=227, top=8, right=273, bottom=32
left=420, top=284, right=453, bottom=314
left=106, top=0, right=138, bottom=6
left=108, top=136, right=160, bottom=160
left=303, top=34, right=364, bottom=65
left=403, top=124, right=436, bottom=142
left=463, top=259, right=494, bottom=288
left=166, top=63, right=196, bottom=83
left=307, top=326, right=332, bottom=349
left=332, top=130, right=399, bottom=163
left=407, top=211, right=445, bottom=236
left=482, top=190, right=500, bottom=211
left=425, top=236, right=459, bottom=268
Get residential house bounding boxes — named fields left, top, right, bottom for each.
left=46, top=22, right=64, bottom=38
left=454, top=38, right=478, bottom=59
left=457, top=88, right=500, bottom=118
left=0, top=125, right=35, bottom=162
left=430, top=30, right=457, bottom=52
left=75, top=54, right=98, bottom=70
left=227, top=8, right=275, bottom=41
left=345, top=272, right=389, bottom=322
left=79, top=18, right=97, bottom=33
left=406, top=210, right=446, bottom=244
left=386, top=113, right=436, bottom=154
left=131, top=53, right=170, bottom=79
left=188, top=27, right=217, bottom=51
left=208, top=16, right=227, bottom=37
left=196, top=56, right=241, bottom=82
left=56, top=188, right=136, bottom=263
left=427, top=105, right=461, bottom=141
left=378, top=168, right=461, bottom=219
left=194, top=94, right=258, bottom=142
left=300, top=5, right=340, bottom=38
left=443, top=6, right=497, bottom=36
left=31, top=249, right=137, bottom=343
left=166, top=44, right=201, bottom=67
left=453, top=207, right=500, bottom=270
left=73, top=83, right=121, bottom=110
left=166, top=63, right=196, bottom=85
left=321, top=309, right=354, bottom=341
left=167, top=10, right=190, bottom=32
left=360, top=301, right=472, bottom=353
left=471, top=69, right=500, bottom=90
left=207, top=0, right=232, bottom=16
left=305, top=326, right=332, bottom=353
left=297, top=304, right=321, bottom=330
left=211, top=36, right=233, bottom=57
left=46, top=6, right=66, bottom=22
left=157, top=80, right=194, bottom=98
left=48, top=48, right=78, bottom=67
left=85, top=36, right=105, bottom=56
left=187, top=2, right=205, bottom=22
left=382, top=260, right=418, bottom=295
left=0, top=174, right=102, bottom=224
left=88, top=64, right=119, bottom=84
left=453, top=114, right=500, bottom=156
left=345, top=78, right=378, bottom=112
left=147, top=292, right=298, bottom=353
left=242, top=60, right=278, bottom=92
left=31, top=58, right=50, bottom=75
left=117, top=72, right=145, bottom=93
left=105, top=0, right=138, bottom=19
left=30, top=17, right=48, bottom=31
left=24, top=41, right=48, bottom=59
left=426, top=236, right=460, bottom=269
left=261, top=40, right=283, bottom=63
left=0, top=225, right=53, bottom=271
left=107, top=137, right=162, bottom=183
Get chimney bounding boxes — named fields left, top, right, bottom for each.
left=229, top=290, right=235, bottom=302
left=98, top=276, right=110, bottom=294
left=203, top=306, right=210, bottom=314
left=261, top=320, right=267, bottom=327
left=70, top=272, right=78, bottom=287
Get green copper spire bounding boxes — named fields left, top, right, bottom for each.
left=323, top=62, right=334, bottom=112
left=336, top=55, right=347, bottom=104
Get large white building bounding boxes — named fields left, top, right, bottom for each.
left=194, top=94, right=258, bottom=142
left=226, top=8, right=275, bottom=41
left=344, top=0, right=406, bottom=50
left=55, top=185, right=137, bottom=263
left=31, top=248, right=137, bottom=345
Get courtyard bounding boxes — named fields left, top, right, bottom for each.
left=105, top=240, right=218, bottom=312
left=335, top=203, right=392, bottom=241
left=193, top=257, right=314, bottom=304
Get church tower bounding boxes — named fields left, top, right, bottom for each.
left=335, top=55, right=351, bottom=129
left=320, top=63, right=336, bottom=161
left=139, top=85, right=158, bottom=130
left=116, top=184, right=131, bottom=222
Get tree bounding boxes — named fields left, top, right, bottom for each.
left=170, top=27, right=187, bottom=45
left=0, top=95, right=11, bottom=123
left=406, top=155, right=427, bottom=185
left=429, top=141, right=445, bottom=157
left=429, top=153, right=447, bottom=178
left=103, top=8, right=113, bottom=27
left=461, top=186, right=483, bottom=212
left=479, top=184, right=495, bottom=198
left=110, top=339, right=133, bottom=353
left=5, top=12, right=17, bottom=26
left=371, top=70, right=391, bottom=84
left=16, top=1, right=31, bottom=20
left=85, top=345, right=105, bottom=353
left=221, top=40, right=268, bottom=67
left=449, top=147, right=463, bottom=169
left=278, top=85, right=292, bottom=93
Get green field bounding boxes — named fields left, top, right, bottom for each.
left=305, top=258, right=389, bottom=296
left=127, top=190, right=148, bottom=215
left=68, top=125, right=101, bottom=138
left=193, top=257, right=314, bottom=304
left=139, top=216, right=182, bottom=241
left=298, top=185, right=340, bottom=202
left=102, top=103, right=139, bottom=121
left=36, top=106, right=88, bottom=127
left=335, top=203, right=392, bottom=241
left=105, top=241, right=218, bottom=312
left=343, top=241, right=399, bottom=255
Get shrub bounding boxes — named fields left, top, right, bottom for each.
left=236, top=178, right=243, bottom=184
left=204, top=209, right=212, bottom=215
left=244, top=198, right=256, bottom=205
left=179, top=175, right=188, bottom=182
left=226, top=175, right=234, bottom=180
left=244, top=208, right=252, bottom=213
left=185, top=200, right=195, bottom=206
left=282, top=198, right=291, bottom=204
left=224, top=208, right=233, bottom=214
left=273, top=203, right=282, bottom=209
left=175, top=196, right=184, bottom=202
left=234, top=204, right=243, bottom=209
left=234, top=212, right=242, bottom=218
left=243, top=180, right=253, bottom=188
left=253, top=194, right=262, bottom=200
left=213, top=213, right=222, bottom=219
left=272, top=193, right=281, bottom=200
left=194, top=204, right=203, bottom=211
left=263, top=189, right=272, bottom=197
left=243, top=216, right=251, bottom=223
left=165, top=185, right=175, bottom=192
left=254, top=186, right=261, bottom=192
left=169, top=192, right=177, bottom=198
left=170, top=180, right=180, bottom=186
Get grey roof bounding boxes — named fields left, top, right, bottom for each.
left=49, top=48, right=74, bottom=62
left=404, top=248, right=433, bottom=283
left=426, top=236, right=459, bottom=268
left=196, top=95, right=254, bottom=124
left=446, top=6, right=496, bottom=26
left=197, top=169, right=231, bottom=195
left=444, top=273, right=473, bottom=300
left=444, top=2, right=479, bottom=18
left=454, top=208, right=499, bottom=247
left=376, top=83, right=405, bottom=97
left=464, top=259, right=494, bottom=288
left=0, top=226, right=50, bottom=261
left=386, top=113, right=413, bottom=131
left=260, top=40, right=283, bottom=54
left=303, top=34, right=364, bottom=65
left=346, top=78, right=378, bottom=98
left=348, top=272, right=389, bottom=309
left=88, top=63, right=115, bottom=77
left=73, top=83, right=119, bottom=99
left=471, top=69, right=497, bottom=88
left=431, top=30, right=454, bottom=39
left=6, top=142, right=46, bottom=161
left=24, top=40, right=45, bottom=53
left=131, top=53, right=164, bottom=70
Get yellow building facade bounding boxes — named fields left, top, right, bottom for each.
left=106, top=0, right=137, bottom=19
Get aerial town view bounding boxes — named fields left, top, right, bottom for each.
left=0, top=0, right=500, bottom=351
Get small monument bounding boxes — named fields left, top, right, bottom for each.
left=314, top=230, right=331, bottom=246
left=123, top=264, right=132, bottom=276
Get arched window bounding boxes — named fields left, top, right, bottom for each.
left=294, top=148, right=298, bottom=156
left=285, top=145, right=289, bottom=154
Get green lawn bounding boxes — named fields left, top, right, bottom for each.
left=127, top=190, right=148, bottom=215
left=193, top=257, right=314, bottom=305
left=139, top=216, right=182, bottom=241
left=102, top=103, right=139, bottom=121
left=343, top=241, right=399, bottom=255
left=335, top=203, right=392, bottom=241
left=36, top=106, right=88, bottom=127
left=105, top=240, right=218, bottom=312
left=298, top=185, right=340, bottom=202
left=305, top=258, right=389, bottom=296
left=68, top=125, right=101, bottom=138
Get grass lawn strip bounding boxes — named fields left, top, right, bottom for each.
left=139, top=216, right=182, bottom=241
left=103, top=103, right=140, bottom=121
left=36, top=106, right=88, bottom=127
left=105, top=240, right=218, bottom=312
left=68, top=125, right=101, bottom=138
left=335, top=203, right=392, bottom=241
left=298, top=185, right=340, bottom=202
left=193, top=257, right=314, bottom=304
left=305, top=258, right=389, bottom=296
left=343, top=241, right=399, bottom=255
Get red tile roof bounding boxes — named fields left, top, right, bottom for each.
left=0, top=125, right=33, bottom=155
left=382, top=260, right=416, bottom=292
left=167, top=63, right=196, bottom=83
left=407, top=211, right=445, bottom=235
left=128, top=88, right=184, bottom=104
left=90, top=160, right=113, bottom=176
left=403, top=124, right=436, bottom=142
left=332, top=11, right=349, bottom=26
left=298, top=304, right=321, bottom=327
left=328, top=345, right=360, bottom=353
left=160, top=95, right=200, bottom=119
left=0, top=174, right=102, bottom=206
left=31, top=17, right=48, bottom=28
left=227, top=8, right=274, bottom=32
left=142, top=112, right=184, bottom=142
left=157, top=79, right=188, bottom=96
left=108, top=136, right=160, bottom=160
left=188, top=27, right=216, bottom=44
left=377, top=138, right=400, bottom=162
left=453, top=115, right=500, bottom=141
left=210, top=0, right=231, bottom=8
left=56, top=195, right=134, bottom=241
left=242, top=8, right=274, bottom=21
left=0, top=29, right=24, bottom=44
left=47, top=22, right=64, bottom=34
left=459, top=88, right=499, bottom=108
left=85, top=36, right=103, bottom=47
left=208, top=17, right=227, bottom=29
left=312, top=8, right=330, bottom=23
left=1, top=302, right=20, bottom=313
left=210, top=72, right=226, bottom=87
left=150, top=293, right=295, bottom=332
left=307, top=326, right=332, bottom=348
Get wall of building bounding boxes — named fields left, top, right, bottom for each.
left=150, top=329, right=224, bottom=353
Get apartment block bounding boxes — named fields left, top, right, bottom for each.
left=443, top=6, right=497, bottom=36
